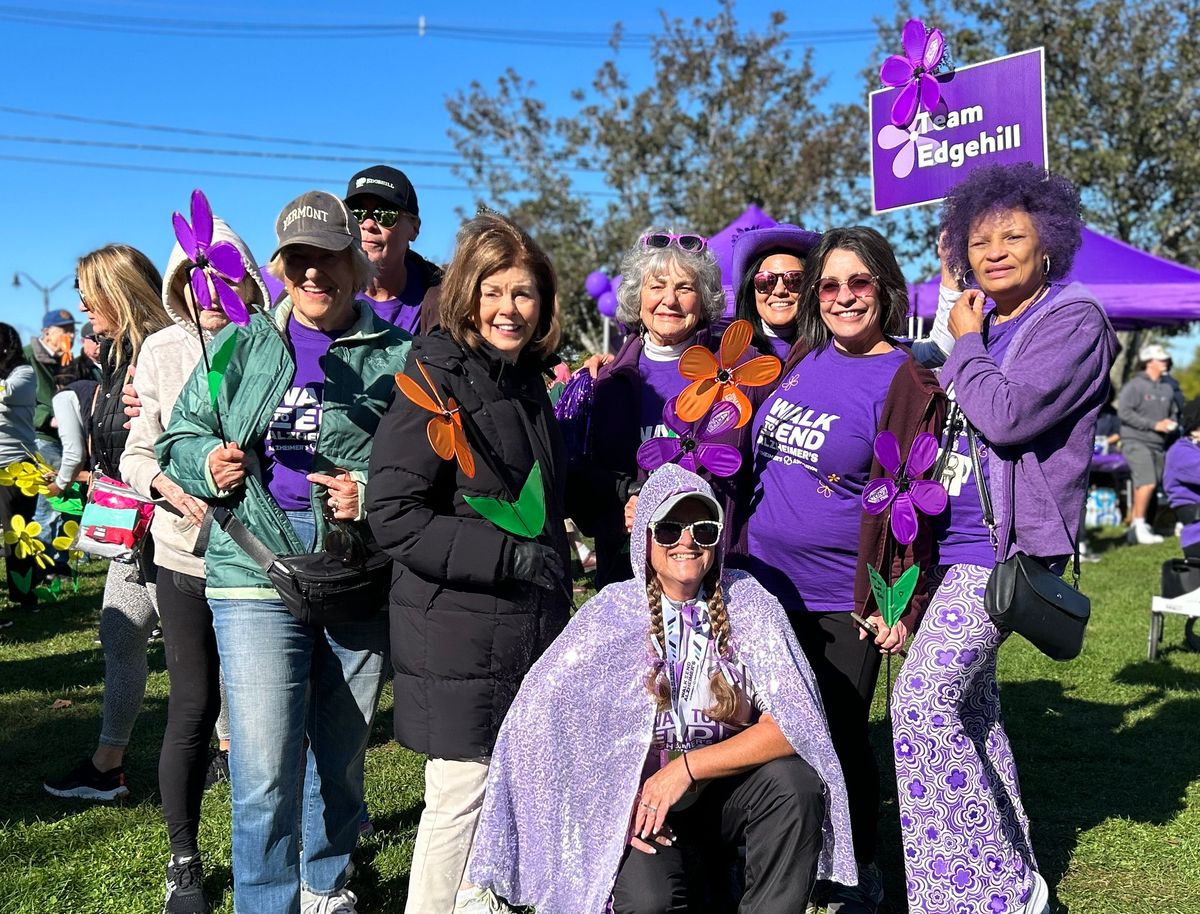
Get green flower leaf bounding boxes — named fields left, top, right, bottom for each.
left=867, top=562, right=921, bottom=628
left=207, top=332, right=238, bottom=408
left=11, top=567, right=32, bottom=595
left=463, top=461, right=547, bottom=539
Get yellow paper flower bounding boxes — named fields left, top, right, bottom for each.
left=51, top=520, right=84, bottom=562
left=0, top=461, right=50, bottom=496
left=4, top=514, right=51, bottom=567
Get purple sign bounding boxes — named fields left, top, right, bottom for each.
left=870, top=47, right=1047, bottom=213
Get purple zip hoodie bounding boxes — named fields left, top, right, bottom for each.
left=941, top=282, right=1119, bottom=561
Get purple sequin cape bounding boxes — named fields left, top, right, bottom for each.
left=469, top=464, right=856, bottom=913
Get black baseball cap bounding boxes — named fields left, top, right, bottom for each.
left=272, top=191, right=362, bottom=260
left=345, top=165, right=419, bottom=217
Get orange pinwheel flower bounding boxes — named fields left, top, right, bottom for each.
left=394, top=360, right=476, bottom=478
left=675, top=319, right=782, bottom=428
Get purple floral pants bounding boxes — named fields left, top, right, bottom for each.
left=891, top=564, right=1039, bottom=914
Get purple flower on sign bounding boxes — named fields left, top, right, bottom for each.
left=877, top=122, right=940, bottom=179
left=880, top=18, right=947, bottom=128
left=637, top=397, right=742, bottom=478
left=172, top=189, right=250, bottom=326
left=862, top=430, right=947, bottom=544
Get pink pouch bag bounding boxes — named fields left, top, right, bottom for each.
left=75, top=474, right=156, bottom=560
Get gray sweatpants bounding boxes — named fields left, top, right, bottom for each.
left=97, top=558, right=159, bottom=748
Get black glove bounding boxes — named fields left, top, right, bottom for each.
left=510, top=541, right=565, bottom=592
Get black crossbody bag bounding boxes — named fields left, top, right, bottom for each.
left=211, top=507, right=391, bottom=627
left=958, top=408, right=1091, bottom=661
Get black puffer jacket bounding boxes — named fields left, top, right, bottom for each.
left=367, top=330, right=571, bottom=759
left=89, top=339, right=133, bottom=480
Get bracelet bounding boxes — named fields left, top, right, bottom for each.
left=682, top=751, right=695, bottom=785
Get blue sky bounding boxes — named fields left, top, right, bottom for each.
left=1, top=1, right=1193, bottom=360
left=0, top=0, right=888, bottom=341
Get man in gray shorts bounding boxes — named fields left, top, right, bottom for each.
left=1119, top=343, right=1178, bottom=544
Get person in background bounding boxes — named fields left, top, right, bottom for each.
left=1119, top=343, right=1178, bottom=544
left=67, top=320, right=104, bottom=383
left=344, top=164, right=443, bottom=334
left=1165, top=398, right=1200, bottom=559
left=896, top=162, right=1117, bottom=914
left=568, top=230, right=726, bottom=588
left=48, top=376, right=99, bottom=498
left=731, top=223, right=821, bottom=359
left=43, top=244, right=172, bottom=802
left=24, top=308, right=77, bottom=549
left=159, top=191, right=408, bottom=914
left=367, top=212, right=571, bottom=914
left=122, top=216, right=269, bottom=914
left=0, top=322, right=42, bottom=617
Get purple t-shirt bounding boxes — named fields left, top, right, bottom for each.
left=261, top=316, right=339, bottom=511
left=638, top=352, right=690, bottom=442
left=748, top=344, right=907, bottom=613
left=356, top=253, right=428, bottom=334
left=936, top=299, right=1046, bottom=567
left=1165, top=438, right=1200, bottom=548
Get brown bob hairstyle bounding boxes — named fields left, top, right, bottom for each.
left=439, top=212, right=561, bottom=360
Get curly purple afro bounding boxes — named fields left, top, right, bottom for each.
left=940, top=162, right=1083, bottom=283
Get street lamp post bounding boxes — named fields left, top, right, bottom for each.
left=12, top=272, right=71, bottom=314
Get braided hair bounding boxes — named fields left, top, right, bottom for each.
left=644, top=563, right=742, bottom=724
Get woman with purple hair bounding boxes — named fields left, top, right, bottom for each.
left=891, top=163, right=1119, bottom=914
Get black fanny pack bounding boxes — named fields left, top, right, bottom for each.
left=211, top=507, right=391, bottom=626
left=1174, top=503, right=1200, bottom=525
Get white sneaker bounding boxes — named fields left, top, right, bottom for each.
left=1127, top=523, right=1164, bottom=545
left=455, top=886, right=513, bottom=913
left=1023, top=870, right=1050, bottom=914
left=300, top=887, right=357, bottom=914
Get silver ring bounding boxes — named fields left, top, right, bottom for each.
left=330, top=498, right=339, bottom=509
left=642, top=802, right=657, bottom=812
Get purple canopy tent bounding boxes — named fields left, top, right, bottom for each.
left=709, top=204, right=779, bottom=319
left=908, top=226, right=1200, bottom=330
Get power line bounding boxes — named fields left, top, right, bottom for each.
left=0, top=132, right=475, bottom=169
left=0, top=153, right=620, bottom=197
left=0, top=105, right=470, bottom=159
left=0, top=6, right=876, bottom=46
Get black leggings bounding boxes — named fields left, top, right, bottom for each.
left=157, top=570, right=221, bottom=858
left=611, top=756, right=825, bottom=914
left=790, top=611, right=882, bottom=864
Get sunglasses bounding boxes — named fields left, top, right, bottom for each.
left=650, top=519, right=723, bottom=549
left=753, top=270, right=805, bottom=295
left=640, top=232, right=708, bottom=254
left=350, top=207, right=403, bottom=229
left=816, top=273, right=878, bottom=302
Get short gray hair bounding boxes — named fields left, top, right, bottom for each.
left=267, top=243, right=377, bottom=296
left=615, top=229, right=725, bottom=331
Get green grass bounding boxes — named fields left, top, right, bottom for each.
left=1, top=534, right=1199, bottom=913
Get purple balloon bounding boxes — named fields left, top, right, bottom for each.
left=585, top=270, right=611, bottom=299
left=597, top=290, right=618, bottom=318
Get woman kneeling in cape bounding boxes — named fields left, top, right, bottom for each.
left=468, top=463, right=856, bottom=914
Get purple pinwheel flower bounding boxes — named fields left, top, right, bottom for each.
left=172, top=189, right=251, bottom=326
left=861, top=430, right=947, bottom=545
left=880, top=18, right=947, bottom=128
left=637, top=397, right=742, bottom=478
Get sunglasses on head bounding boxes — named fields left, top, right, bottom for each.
left=650, top=519, right=723, bottom=548
left=753, top=270, right=805, bottom=295
left=640, top=232, right=708, bottom=254
left=350, top=207, right=403, bottom=229
left=816, top=273, right=878, bottom=302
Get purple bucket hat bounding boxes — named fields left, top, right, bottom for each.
left=731, top=223, right=823, bottom=288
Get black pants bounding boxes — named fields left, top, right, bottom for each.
left=1184, top=543, right=1200, bottom=559
left=790, top=611, right=882, bottom=864
left=0, top=487, right=43, bottom=607
left=157, top=570, right=221, bottom=858
left=611, top=756, right=824, bottom=914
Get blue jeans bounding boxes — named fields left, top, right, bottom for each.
left=33, top=439, right=62, bottom=548
left=210, top=510, right=389, bottom=914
